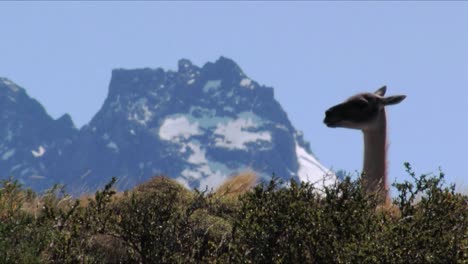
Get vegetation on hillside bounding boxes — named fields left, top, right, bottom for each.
left=0, top=163, right=466, bottom=263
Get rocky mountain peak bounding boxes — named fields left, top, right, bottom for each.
left=0, top=77, right=24, bottom=94
left=0, top=58, right=334, bottom=194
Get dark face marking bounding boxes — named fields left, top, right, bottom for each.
left=323, top=93, right=381, bottom=129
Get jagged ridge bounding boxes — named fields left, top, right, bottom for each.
left=0, top=57, right=333, bottom=193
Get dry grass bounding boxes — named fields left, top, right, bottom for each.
left=77, top=193, right=94, bottom=208
left=376, top=200, right=401, bottom=219
left=13, top=174, right=258, bottom=216
left=214, top=171, right=258, bottom=198
left=77, top=190, right=126, bottom=208
left=21, top=196, right=43, bottom=218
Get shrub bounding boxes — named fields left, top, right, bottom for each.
left=0, top=165, right=466, bottom=263
left=229, top=177, right=385, bottom=263
left=382, top=163, right=468, bottom=263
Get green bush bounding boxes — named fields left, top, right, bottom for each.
left=384, top=163, right=467, bottom=263
left=0, top=164, right=466, bottom=263
left=229, top=177, right=384, bottom=263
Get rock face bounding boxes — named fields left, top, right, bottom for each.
left=0, top=78, right=77, bottom=191
left=0, top=57, right=333, bottom=193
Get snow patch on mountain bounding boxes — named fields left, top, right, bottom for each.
left=186, top=142, right=207, bottom=164
left=183, top=161, right=230, bottom=190
left=174, top=177, right=189, bottom=189
left=29, top=175, right=45, bottom=180
left=0, top=78, right=20, bottom=92
left=173, top=138, right=232, bottom=190
left=188, top=108, right=230, bottom=128
left=102, top=133, right=110, bottom=140
left=198, top=169, right=228, bottom=190
left=176, top=139, right=233, bottom=190
left=110, top=95, right=123, bottom=112
left=127, top=98, right=153, bottom=126
left=2, top=149, right=15, bottom=160
left=181, top=168, right=203, bottom=180
left=159, top=116, right=201, bottom=141
left=31, top=146, right=46, bottom=158
left=203, top=80, right=222, bottom=92
left=295, top=141, right=334, bottom=186
left=107, top=142, right=119, bottom=153
left=214, top=114, right=271, bottom=150
left=240, top=78, right=253, bottom=89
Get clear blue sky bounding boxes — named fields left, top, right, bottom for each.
left=1, top=2, right=467, bottom=193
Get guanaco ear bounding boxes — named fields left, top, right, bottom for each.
left=383, top=95, right=406, bottom=106
left=374, top=86, right=387, bottom=96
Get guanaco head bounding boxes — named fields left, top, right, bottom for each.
left=323, top=86, right=406, bottom=131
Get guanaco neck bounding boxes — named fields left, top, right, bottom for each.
left=362, top=109, right=388, bottom=202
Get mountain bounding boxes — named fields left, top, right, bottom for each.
left=0, top=57, right=333, bottom=193
left=0, top=78, right=78, bottom=190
